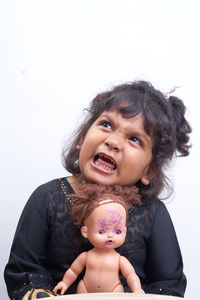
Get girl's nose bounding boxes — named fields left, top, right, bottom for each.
left=104, top=134, right=123, bottom=151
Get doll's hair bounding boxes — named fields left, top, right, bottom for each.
left=63, top=80, right=192, bottom=199
left=70, top=181, right=141, bottom=226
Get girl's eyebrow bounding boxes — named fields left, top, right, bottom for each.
left=133, top=131, right=151, bottom=143
left=99, top=113, right=111, bottom=119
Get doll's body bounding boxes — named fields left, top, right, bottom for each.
left=71, top=249, right=123, bottom=293
left=53, top=197, right=144, bottom=294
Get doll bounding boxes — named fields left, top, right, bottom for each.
left=53, top=182, right=145, bottom=295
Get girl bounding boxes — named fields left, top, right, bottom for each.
left=4, top=80, right=191, bottom=299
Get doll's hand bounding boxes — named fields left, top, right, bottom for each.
left=53, top=281, right=69, bottom=295
left=133, top=288, right=145, bottom=294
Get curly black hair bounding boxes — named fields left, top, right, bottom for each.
left=63, top=81, right=191, bottom=199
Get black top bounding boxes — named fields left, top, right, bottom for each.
left=4, top=178, right=186, bottom=299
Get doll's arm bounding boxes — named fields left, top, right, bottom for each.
left=120, top=256, right=145, bottom=294
left=53, top=252, right=87, bottom=295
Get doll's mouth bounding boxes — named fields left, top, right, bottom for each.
left=104, top=240, right=114, bottom=246
left=94, top=153, right=117, bottom=172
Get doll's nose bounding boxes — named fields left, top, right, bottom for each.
left=107, top=231, right=113, bottom=238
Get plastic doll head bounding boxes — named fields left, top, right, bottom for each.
left=70, top=181, right=141, bottom=227
left=81, top=201, right=127, bottom=249
left=63, top=80, right=191, bottom=199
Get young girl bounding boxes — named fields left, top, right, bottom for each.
left=53, top=182, right=144, bottom=295
left=4, top=80, right=191, bottom=299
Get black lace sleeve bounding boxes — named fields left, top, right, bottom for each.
left=4, top=185, right=56, bottom=300
left=144, top=201, right=186, bottom=297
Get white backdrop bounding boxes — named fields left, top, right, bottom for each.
left=1, top=1, right=200, bottom=299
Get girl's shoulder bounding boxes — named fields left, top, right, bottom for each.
left=34, top=177, right=73, bottom=193
left=23, top=177, right=73, bottom=215
left=141, top=196, right=167, bottom=214
left=30, top=177, right=73, bottom=198
left=128, top=197, right=169, bottom=230
left=126, top=198, right=171, bottom=246
left=140, top=197, right=173, bottom=232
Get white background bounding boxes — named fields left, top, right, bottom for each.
left=0, top=1, right=200, bottom=299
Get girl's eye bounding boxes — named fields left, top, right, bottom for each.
left=116, top=229, right=121, bottom=234
left=101, top=122, right=112, bottom=129
left=98, top=229, right=105, bottom=234
left=129, top=136, right=142, bottom=146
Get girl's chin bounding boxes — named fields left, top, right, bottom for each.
left=85, top=174, right=117, bottom=185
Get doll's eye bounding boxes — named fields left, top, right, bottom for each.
left=98, top=229, right=105, bottom=234
left=116, top=229, right=121, bottom=234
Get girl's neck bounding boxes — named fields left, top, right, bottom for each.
left=67, top=175, right=83, bottom=192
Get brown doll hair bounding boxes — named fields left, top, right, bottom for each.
left=70, top=181, right=141, bottom=227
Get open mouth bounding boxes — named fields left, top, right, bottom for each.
left=104, top=240, right=114, bottom=246
left=94, top=153, right=117, bottom=172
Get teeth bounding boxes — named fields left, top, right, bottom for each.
left=98, top=153, right=116, bottom=166
left=95, top=160, right=114, bottom=171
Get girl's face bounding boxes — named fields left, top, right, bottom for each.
left=81, top=202, right=127, bottom=249
left=78, top=110, right=153, bottom=186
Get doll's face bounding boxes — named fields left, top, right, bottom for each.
left=81, top=201, right=127, bottom=249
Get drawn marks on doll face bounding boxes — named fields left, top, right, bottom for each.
left=96, top=209, right=125, bottom=245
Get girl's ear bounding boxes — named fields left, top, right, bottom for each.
left=141, top=166, right=155, bottom=185
left=141, top=176, right=150, bottom=185
left=76, top=144, right=81, bottom=150
left=81, top=226, right=88, bottom=239
left=76, top=133, right=87, bottom=151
